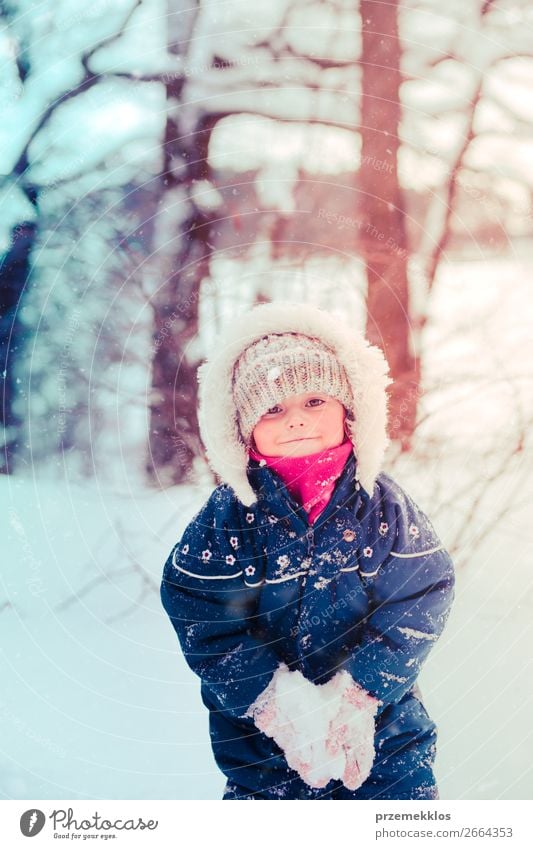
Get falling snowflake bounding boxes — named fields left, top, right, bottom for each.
left=229, top=536, right=239, bottom=548
left=363, top=546, right=373, bottom=557
left=378, top=522, right=389, bottom=536
left=225, top=554, right=236, bottom=565
left=182, top=543, right=190, bottom=554
left=244, top=565, right=256, bottom=576
left=201, top=549, right=212, bottom=562
left=288, top=530, right=297, bottom=539
left=267, top=514, right=278, bottom=524
left=408, top=524, right=420, bottom=538
left=245, top=513, right=255, bottom=524
left=276, top=555, right=290, bottom=569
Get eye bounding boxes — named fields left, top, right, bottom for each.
left=264, top=405, right=282, bottom=415
left=307, top=397, right=325, bottom=407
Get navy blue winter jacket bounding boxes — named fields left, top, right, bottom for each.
left=161, top=451, right=455, bottom=799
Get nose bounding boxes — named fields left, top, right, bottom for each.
left=286, top=410, right=306, bottom=429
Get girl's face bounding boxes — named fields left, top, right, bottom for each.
left=251, top=392, right=347, bottom=457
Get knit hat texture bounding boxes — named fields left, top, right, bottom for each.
left=232, top=332, right=354, bottom=443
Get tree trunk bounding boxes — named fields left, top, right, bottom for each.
left=359, top=0, right=419, bottom=450
left=146, top=103, right=215, bottom=487
left=0, top=221, right=36, bottom=474
left=146, top=2, right=213, bottom=488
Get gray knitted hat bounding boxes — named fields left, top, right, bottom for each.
left=232, top=332, right=354, bottom=443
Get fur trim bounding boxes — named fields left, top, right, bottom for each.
left=197, top=301, right=393, bottom=505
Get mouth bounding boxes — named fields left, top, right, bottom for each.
left=282, top=437, right=318, bottom=444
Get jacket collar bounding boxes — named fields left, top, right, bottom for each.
left=246, top=450, right=368, bottom=532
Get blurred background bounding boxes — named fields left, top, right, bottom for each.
left=1, top=0, right=532, bottom=800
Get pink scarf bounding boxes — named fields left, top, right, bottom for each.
left=248, top=437, right=354, bottom=523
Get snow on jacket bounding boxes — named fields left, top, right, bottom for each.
left=160, top=301, right=455, bottom=799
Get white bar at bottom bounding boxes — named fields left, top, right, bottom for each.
left=1, top=799, right=530, bottom=848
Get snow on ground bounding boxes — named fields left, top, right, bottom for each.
left=1, top=475, right=225, bottom=801
left=1, top=252, right=533, bottom=800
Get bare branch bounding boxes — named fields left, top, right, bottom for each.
left=53, top=517, right=158, bottom=623
left=480, top=0, right=497, bottom=16
left=425, top=52, right=458, bottom=70
left=260, top=40, right=359, bottom=72
left=80, top=0, right=144, bottom=72
left=447, top=433, right=524, bottom=563
left=9, top=0, right=145, bottom=184
left=425, top=77, right=484, bottom=291
left=251, top=0, right=357, bottom=74
left=171, top=106, right=361, bottom=141
left=492, top=52, right=533, bottom=64
left=53, top=568, right=132, bottom=613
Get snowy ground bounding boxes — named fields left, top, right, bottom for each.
left=1, top=252, right=533, bottom=800
left=1, top=474, right=222, bottom=801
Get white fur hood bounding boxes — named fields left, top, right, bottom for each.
left=196, top=301, right=393, bottom=505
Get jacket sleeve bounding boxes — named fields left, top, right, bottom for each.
left=160, top=487, right=283, bottom=721
left=335, top=479, right=455, bottom=707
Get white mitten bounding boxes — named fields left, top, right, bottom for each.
left=324, top=670, right=379, bottom=790
left=242, top=662, right=334, bottom=788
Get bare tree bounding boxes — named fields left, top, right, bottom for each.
left=358, top=0, right=417, bottom=449
left=0, top=0, right=170, bottom=481
left=146, top=0, right=212, bottom=486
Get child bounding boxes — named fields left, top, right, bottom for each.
left=160, top=301, right=455, bottom=800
